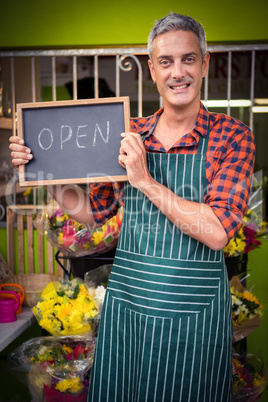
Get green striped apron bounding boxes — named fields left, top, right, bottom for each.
left=88, top=125, right=233, bottom=402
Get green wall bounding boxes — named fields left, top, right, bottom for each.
left=0, top=0, right=268, bottom=48
left=247, top=244, right=268, bottom=402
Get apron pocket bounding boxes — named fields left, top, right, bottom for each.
left=107, top=249, right=222, bottom=318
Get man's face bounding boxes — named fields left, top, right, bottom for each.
left=148, top=30, right=210, bottom=112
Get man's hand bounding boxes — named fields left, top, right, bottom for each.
left=9, top=136, right=33, bottom=168
left=119, top=132, right=152, bottom=190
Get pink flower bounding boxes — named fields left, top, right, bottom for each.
left=243, top=226, right=262, bottom=253
left=62, top=225, right=77, bottom=247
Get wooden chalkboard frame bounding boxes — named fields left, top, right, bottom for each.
left=17, top=97, right=130, bottom=186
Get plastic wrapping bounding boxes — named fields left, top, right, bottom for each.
left=230, top=274, right=263, bottom=342
left=38, top=199, right=123, bottom=257
left=8, top=336, right=96, bottom=402
left=232, top=352, right=267, bottom=401
left=32, top=279, right=100, bottom=336
left=84, top=264, right=112, bottom=313
left=233, top=315, right=261, bottom=343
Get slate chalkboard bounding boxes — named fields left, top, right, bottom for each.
left=17, top=97, right=130, bottom=186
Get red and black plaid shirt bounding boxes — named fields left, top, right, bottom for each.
left=89, top=102, right=255, bottom=242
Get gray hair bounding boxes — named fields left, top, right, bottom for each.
left=148, top=12, right=207, bottom=61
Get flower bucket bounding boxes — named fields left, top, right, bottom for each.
left=44, top=384, right=88, bottom=402
left=8, top=336, right=96, bottom=402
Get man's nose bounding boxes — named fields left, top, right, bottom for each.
left=171, top=61, right=185, bottom=79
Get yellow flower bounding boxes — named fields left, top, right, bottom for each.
left=58, top=232, right=63, bottom=245
left=55, top=376, right=83, bottom=393
left=57, top=303, right=73, bottom=321
left=242, top=291, right=263, bottom=309
left=92, top=226, right=107, bottom=245
left=233, top=309, right=249, bottom=325
left=32, top=280, right=99, bottom=336
left=79, top=284, right=91, bottom=297
left=62, top=344, right=73, bottom=354
left=253, top=375, right=266, bottom=387
left=223, top=232, right=246, bottom=256
left=223, top=230, right=247, bottom=256
left=23, top=187, right=32, bottom=196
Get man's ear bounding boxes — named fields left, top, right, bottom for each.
left=202, top=52, right=210, bottom=78
left=148, top=59, right=156, bottom=83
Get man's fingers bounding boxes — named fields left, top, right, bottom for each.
left=121, top=132, right=144, bottom=150
left=12, top=159, right=29, bottom=167
left=10, top=152, right=33, bottom=165
left=118, top=154, right=126, bottom=169
left=120, top=135, right=145, bottom=158
left=9, top=142, right=31, bottom=153
left=9, top=136, right=24, bottom=145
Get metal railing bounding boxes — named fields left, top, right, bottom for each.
left=0, top=43, right=268, bottom=211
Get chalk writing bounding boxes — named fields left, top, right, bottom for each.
left=93, top=122, right=109, bottom=147
left=37, top=122, right=110, bottom=150
left=61, top=125, right=72, bottom=149
left=38, top=128, right=53, bottom=150
left=76, top=125, right=87, bottom=148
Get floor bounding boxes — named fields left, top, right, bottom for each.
left=0, top=322, right=42, bottom=402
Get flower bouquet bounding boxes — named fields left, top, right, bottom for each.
left=40, top=199, right=123, bottom=257
left=232, top=352, right=267, bottom=401
left=223, top=183, right=267, bottom=258
left=9, top=336, right=96, bottom=402
left=32, top=279, right=100, bottom=336
left=223, top=209, right=267, bottom=258
left=231, top=279, right=263, bottom=342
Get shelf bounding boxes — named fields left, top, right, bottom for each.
left=0, top=117, right=12, bottom=130
left=0, top=308, right=35, bottom=352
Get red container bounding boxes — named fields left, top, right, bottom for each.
left=0, top=290, right=20, bottom=323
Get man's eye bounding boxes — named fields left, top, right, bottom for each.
left=160, top=60, right=171, bottom=66
left=185, top=57, right=195, bottom=63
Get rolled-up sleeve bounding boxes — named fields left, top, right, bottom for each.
left=89, top=181, right=124, bottom=226
left=204, top=120, right=255, bottom=242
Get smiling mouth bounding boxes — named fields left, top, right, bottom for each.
left=170, top=84, right=190, bottom=90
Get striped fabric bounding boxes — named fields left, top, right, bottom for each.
left=109, top=250, right=222, bottom=315
left=88, top=121, right=233, bottom=401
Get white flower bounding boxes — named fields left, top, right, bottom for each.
left=232, top=295, right=242, bottom=305
left=94, top=285, right=106, bottom=304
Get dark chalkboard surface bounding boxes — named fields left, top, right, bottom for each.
left=17, top=97, right=130, bottom=186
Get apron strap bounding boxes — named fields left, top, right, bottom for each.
left=196, top=117, right=210, bottom=156
left=141, top=132, right=148, bottom=142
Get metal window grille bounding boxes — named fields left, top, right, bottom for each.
left=0, top=43, right=267, bottom=211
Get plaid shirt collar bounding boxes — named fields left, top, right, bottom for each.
left=138, top=102, right=210, bottom=140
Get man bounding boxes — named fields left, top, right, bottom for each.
left=10, top=12, right=255, bottom=401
